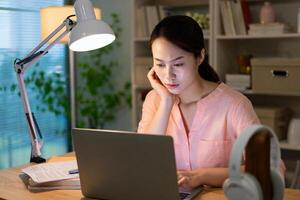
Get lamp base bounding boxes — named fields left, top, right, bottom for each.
left=30, top=156, right=46, bottom=163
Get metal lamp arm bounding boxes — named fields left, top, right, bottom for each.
left=14, top=17, right=76, bottom=163
left=15, top=17, right=76, bottom=73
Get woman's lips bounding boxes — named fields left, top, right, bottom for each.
left=165, top=83, right=179, bottom=89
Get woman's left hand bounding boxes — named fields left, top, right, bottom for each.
left=177, top=170, right=203, bottom=189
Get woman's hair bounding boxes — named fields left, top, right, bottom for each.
left=149, top=15, right=220, bottom=83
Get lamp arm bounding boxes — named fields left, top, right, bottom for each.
left=14, top=17, right=76, bottom=163
left=16, top=18, right=76, bottom=73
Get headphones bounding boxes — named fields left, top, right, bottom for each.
left=223, top=124, right=284, bottom=200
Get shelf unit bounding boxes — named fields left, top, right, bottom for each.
left=213, top=0, right=300, bottom=78
left=213, top=0, right=300, bottom=152
left=131, top=0, right=300, bottom=140
left=131, top=0, right=213, bottom=129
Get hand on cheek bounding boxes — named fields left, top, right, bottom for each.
left=147, top=67, right=174, bottom=103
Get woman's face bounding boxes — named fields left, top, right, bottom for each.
left=151, top=37, right=203, bottom=94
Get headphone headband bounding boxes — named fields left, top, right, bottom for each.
left=229, top=124, right=281, bottom=180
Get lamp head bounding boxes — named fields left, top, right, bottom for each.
left=69, top=0, right=115, bottom=52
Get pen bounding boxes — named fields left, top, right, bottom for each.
left=68, top=169, right=79, bottom=174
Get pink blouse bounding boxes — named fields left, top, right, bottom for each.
left=138, top=83, right=260, bottom=170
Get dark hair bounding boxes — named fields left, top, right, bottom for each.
left=149, top=15, right=220, bottom=83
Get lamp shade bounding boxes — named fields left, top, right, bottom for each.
left=40, top=5, right=101, bottom=43
left=69, top=0, right=115, bottom=52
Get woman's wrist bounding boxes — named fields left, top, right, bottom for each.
left=160, top=97, right=174, bottom=110
left=195, top=168, right=206, bottom=186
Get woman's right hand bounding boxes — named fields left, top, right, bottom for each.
left=147, top=67, right=174, bottom=104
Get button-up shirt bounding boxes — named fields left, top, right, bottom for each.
left=138, top=83, right=260, bottom=170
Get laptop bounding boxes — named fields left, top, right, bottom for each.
left=72, top=128, right=203, bottom=200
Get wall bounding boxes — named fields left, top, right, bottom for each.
left=75, top=0, right=133, bottom=131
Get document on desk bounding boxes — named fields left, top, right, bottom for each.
left=21, top=160, right=79, bottom=184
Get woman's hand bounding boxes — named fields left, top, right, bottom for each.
left=177, top=170, right=203, bottom=189
left=147, top=67, right=174, bottom=104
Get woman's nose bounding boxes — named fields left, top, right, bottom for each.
left=166, top=66, right=175, bottom=80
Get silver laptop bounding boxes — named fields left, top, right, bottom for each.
left=72, top=128, right=203, bottom=200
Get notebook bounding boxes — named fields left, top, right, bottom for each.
left=72, top=128, right=203, bottom=200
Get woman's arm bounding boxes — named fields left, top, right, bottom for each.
left=177, top=162, right=285, bottom=189
left=139, top=68, right=175, bottom=134
left=143, top=97, right=173, bottom=134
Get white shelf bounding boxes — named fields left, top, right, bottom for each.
left=280, top=141, right=300, bottom=151
left=217, top=33, right=300, bottom=40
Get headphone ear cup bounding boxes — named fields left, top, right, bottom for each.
left=223, top=173, right=263, bottom=200
left=270, top=169, right=284, bottom=200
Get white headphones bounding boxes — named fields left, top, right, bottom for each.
left=223, top=124, right=284, bottom=200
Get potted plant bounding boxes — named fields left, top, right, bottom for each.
left=75, top=13, right=131, bottom=128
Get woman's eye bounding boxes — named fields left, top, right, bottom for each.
left=156, top=63, right=165, bottom=67
left=174, top=63, right=184, bottom=67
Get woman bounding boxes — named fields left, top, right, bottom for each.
left=137, top=15, right=282, bottom=189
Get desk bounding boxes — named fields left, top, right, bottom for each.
left=0, top=153, right=300, bottom=200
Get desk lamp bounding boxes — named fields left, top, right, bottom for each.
left=14, top=0, right=115, bottom=163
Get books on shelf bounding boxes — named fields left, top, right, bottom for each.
left=225, top=74, right=251, bottom=91
left=220, top=0, right=249, bottom=36
left=145, top=6, right=160, bottom=36
left=219, top=1, right=290, bottom=36
left=220, top=0, right=235, bottom=36
left=230, top=0, right=246, bottom=35
left=135, top=6, right=148, bottom=38
left=21, top=158, right=80, bottom=191
left=248, top=22, right=289, bottom=35
left=240, top=0, right=252, bottom=31
left=135, top=5, right=168, bottom=38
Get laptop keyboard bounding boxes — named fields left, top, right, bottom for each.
left=179, top=192, right=190, bottom=200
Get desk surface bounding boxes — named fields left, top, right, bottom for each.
left=0, top=153, right=300, bottom=200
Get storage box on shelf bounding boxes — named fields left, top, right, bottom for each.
left=251, top=58, right=300, bottom=96
left=254, top=106, right=292, bottom=140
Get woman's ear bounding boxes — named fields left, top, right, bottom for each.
left=197, top=48, right=206, bottom=66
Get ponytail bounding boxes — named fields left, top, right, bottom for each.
left=198, top=55, right=220, bottom=83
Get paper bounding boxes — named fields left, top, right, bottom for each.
left=27, top=177, right=80, bottom=191
left=28, top=184, right=81, bottom=191
left=21, top=160, right=79, bottom=184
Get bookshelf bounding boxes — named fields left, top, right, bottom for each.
left=131, top=0, right=300, bottom=135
